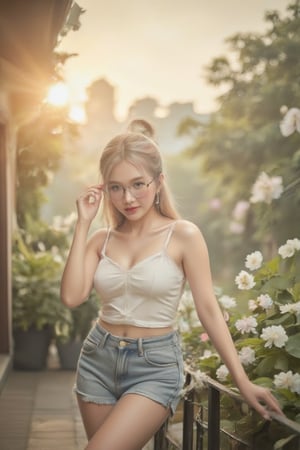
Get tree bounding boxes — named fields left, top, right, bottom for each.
left=183, top=1, right=300, bottom=281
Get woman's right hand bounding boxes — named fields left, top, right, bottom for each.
left=76, top=184, right=104, bottom=223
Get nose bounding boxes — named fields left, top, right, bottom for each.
left=124, top=186, right=135, bottom=201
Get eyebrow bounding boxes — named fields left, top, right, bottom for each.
left=107, top=176, right=145, bottom=185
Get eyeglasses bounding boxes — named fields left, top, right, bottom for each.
left=105, top=178, right=155, bottom=200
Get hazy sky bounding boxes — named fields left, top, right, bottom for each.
left=59, top=0, right=290, bottom=120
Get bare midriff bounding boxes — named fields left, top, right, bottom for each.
left=98, top=318, right=173, bottom=338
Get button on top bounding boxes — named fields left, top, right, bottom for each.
left=119, top=340, right=128, bottom=347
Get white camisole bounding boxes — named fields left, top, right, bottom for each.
left=94, top=222, right=186, bottom=328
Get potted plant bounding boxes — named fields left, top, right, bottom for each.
left=55, top=290, right=100, bottom=370
left=12, top=239, right=72, bottom=370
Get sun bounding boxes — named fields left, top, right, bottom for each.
left=46, top=82, right=69, bottom=106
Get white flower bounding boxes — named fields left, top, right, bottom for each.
left=278, top=242, right=295, bottom=258
left=250, top=172, right=283, bottom=204
left=260, top=325, right=288, bottom=348
left=235, top=316, right=258, bottom=335
left=245, top=251, right=263, bottom=271
left=257, top=294, right=273, bottom=310
left=239, top=346, right=256, bottom=366
left=232, top=200, right=250, bottom=221
left=288, top=238, right=300, bottom=251
left=248, top=299, right=258, bottom=311
left=273, top=371, right=300, bottom=394
left=235, top=270, right=256, bottom=290
left=216, top=364, right=229, bottom=382
left=279, top=107, right=300, bottom=136
left=218, top=295, right=237, bottom=309
left=280, top=302, right=300, bottom=315
left=274, top=371, right=295, bottom=390
left=192, top=370, right=208, bottom=390
left=278, top=239, right=300, bottom=259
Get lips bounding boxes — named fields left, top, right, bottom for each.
left=124, top=206, right=139, bottom=214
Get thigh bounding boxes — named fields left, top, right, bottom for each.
left=85, top=393, right=170, bottom=450
left=77, top=395, right=114, bottom=440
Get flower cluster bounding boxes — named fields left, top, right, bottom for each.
left=220, top=238, right=300, bottom=405
left=182, top=237, right=300, bottom=422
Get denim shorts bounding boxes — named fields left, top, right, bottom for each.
left=74, top=323, right=185, bottom=415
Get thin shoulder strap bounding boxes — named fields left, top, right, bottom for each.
left=101, top=228, right=111, bottom=255
left=164, top=221, right=177, bottom=249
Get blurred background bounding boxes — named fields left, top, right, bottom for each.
left=29, top=0, right=299, bottom=290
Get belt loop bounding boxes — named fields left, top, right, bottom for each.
left=99, top=332, right=109, bottom=349
left=138, top=338, right=144, bottom=356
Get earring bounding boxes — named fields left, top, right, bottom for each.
left=155, top=192, right=160, bottom=205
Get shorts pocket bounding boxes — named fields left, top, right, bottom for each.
left=81, top=334, right=100, bottom=355
left=144, top=345, right=178, bottom=367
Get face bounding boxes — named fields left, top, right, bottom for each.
left=106, top=160, right=158, bottom=220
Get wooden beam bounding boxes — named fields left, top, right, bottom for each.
left=0, top=122, right=12, bottom=354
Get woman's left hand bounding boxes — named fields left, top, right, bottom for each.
left=239, top=381, right=283, bottom=420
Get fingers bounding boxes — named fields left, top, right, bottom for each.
left=249, top=386, right=283, bottom=421
left=79, top=185, right=103, bottom=205
left=76, top=185, right=104, bottom=222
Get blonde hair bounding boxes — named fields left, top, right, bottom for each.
left=99, top=119, right=181, bottom=228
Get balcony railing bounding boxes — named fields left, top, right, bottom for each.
left=154, top=372, right=300, bottom=450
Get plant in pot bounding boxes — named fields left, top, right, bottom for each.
left=55, top=290, right=100, bottom=370
left=12, top=239, right=73, bottom=370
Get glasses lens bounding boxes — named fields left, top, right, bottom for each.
left=107, top=180, right=152, bottom=199
left=130, top=181, right=148, bottom=198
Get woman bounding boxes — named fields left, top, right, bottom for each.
left=61, top=119, right=282, bottom=450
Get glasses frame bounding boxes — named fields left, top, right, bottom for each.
left=104, top=177, right=156, bottom=200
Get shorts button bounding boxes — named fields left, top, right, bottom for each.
left=119, top=340, right=128, bottom=347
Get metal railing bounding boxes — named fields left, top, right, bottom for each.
left=154, top=373, right=300, bottom=450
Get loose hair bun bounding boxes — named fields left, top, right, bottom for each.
left=127, top=119, right=155, bottom=139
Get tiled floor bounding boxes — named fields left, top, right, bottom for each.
left=0, top=370, right=87, bottom=450
left=0, top=368, right=155, bottom=450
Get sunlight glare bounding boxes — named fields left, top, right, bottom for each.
left=68, top=104, right=87, bottom=124
left=46, top=82, right=69, bottom=106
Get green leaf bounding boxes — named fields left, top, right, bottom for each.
left=252, top=377, right=273, bottom=388
left=274, top=354, right=289, bottom=372
left=295, top=253, right=300, bottom=282
left=263, top=276, right=291, bottom=291
left=256, top=355, right=278, bottom=376
left=291, top=282, right=300, bottom=301
left=285, top=333, right=300, bottom=359
left=235, top=337, right=262, bottom=348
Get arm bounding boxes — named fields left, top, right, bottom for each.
left=180, top=220, right=282, bottom=420
left=60, top=184, right=104, bottom=308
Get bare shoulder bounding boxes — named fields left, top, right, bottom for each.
left=174, top=219, right=208, bottom=255
left=174, top=219, right=204, bottom=241
left=87, top=227, right=109, bottom=253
